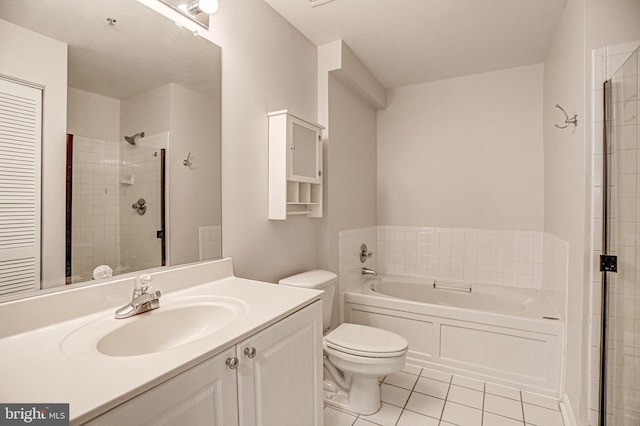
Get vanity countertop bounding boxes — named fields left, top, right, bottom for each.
left=0, top=273, right=321, bottom=424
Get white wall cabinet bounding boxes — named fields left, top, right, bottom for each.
left=85, top=301, right=322, bottom=426
left=268, top=110, right=324, bottom=219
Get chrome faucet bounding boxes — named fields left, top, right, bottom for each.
left=115, top=274, right=161, bottom=319
left=362, top=267, right=377, bottom=276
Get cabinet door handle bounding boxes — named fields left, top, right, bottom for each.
left=226, top=357, right=239, bottom=370
left=244, top=347, right=257, bottom=359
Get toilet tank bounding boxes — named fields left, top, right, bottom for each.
left=279, top=270, right=337, bottom=332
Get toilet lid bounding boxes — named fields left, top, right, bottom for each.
left=324, top=324, right=408, bottom=358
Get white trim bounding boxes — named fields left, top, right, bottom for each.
left=0, top=78, right=43, bottom=297
left=560, top=393, right=578, bottom=426
left=0, top=73, right=45, bottom=90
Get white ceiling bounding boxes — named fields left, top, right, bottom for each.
left=0, top=0, right=221, bottom=100
left=264, top=0, right=567, bottom=88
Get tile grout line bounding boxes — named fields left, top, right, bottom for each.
left=393, top=368, right=423, bottom=426
left=437, top=374, right=454, bottom=423
left=328, top=371, right=561, bottom=426
left=520, top=390, right=526, bottom=425
left=481, top=382, right=486, bottom=426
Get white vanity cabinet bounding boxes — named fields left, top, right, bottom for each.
left=85, top=346, right=239, bottom=426
left=237, top=299, right=323, bottom=425
left=268, top=110, right=324, bottom=219
left=84, top=301, right=322, bottom=426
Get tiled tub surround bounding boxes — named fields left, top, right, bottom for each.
left=339, top=226, right=568, bottom=318
left=324, top=366, right=565, bottom=426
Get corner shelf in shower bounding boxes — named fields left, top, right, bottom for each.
left=120, top=174, right=135, bottom=185
left=268, top=110, right=324, bottom=220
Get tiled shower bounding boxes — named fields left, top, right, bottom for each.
left=69, top=133, right=167, bottom=283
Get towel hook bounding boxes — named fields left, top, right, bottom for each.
left=182, top=152, right=192, bottom=167
left=554, top=104, right=578, bottom=129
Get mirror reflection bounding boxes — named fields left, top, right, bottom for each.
left=0, top=0, right=222, bottom=299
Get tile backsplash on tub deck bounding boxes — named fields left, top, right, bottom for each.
left=338, top=226, right=568, bottom=316
left=377, top=226, right=547, bottom=289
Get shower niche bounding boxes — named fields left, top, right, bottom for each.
left=268, top=110, right=324, bottom=219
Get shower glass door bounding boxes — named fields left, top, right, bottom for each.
left=602, top=46, right=640, bottom=425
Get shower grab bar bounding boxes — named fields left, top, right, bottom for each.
left=432, top=281, right=472, bottom=293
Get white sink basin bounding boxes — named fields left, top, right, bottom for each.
left=62, top=295, right=248, bottom=358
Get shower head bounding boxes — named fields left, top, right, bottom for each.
left=124, top=132, right=145, bottom=145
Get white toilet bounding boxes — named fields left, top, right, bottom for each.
left=279, top=270, right=408, bottom=415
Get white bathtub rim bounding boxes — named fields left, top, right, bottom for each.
left=353, top=274, right=562, bottom=322
left=345, top=286, right=563, bottom=336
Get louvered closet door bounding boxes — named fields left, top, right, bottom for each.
left=0, top=78, right=42, bottom=297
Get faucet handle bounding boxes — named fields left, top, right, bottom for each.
left=133, top=273, right=152, bottom=298
left=148, top=290, right=162, bottom=309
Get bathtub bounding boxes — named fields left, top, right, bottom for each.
left=343, top=275, right=563, bottom=396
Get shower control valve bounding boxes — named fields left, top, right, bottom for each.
left=132, top=198, right=147, bottom=215
left=360, top=243, right=373, bottom=263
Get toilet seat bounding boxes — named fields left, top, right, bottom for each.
left=324, top=324, right=408, bottom=358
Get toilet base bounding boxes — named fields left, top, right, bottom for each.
left=323, top=377, right=381, bottom=415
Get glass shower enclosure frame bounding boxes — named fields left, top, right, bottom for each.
left=600, top=46, right=640, bottom=426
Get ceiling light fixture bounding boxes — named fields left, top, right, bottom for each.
left=155, top=0, right=216, bottom=31
left=178, top=0, right=218, bottom=16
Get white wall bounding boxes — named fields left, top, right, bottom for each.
left=210, top=0, right=320, bottom=283
left=0, top=19, right=67, bottom=289
left=542, top=0, right=587, bottom=422
left=318, top=75, right=378, bottom=275
left=67, top=88, right=120, bottom=141
left=377, top=64, right=545, bottom=232
left=120, top=85, right=171, bottom=139
left=587, top=0, right=640, bottom=50
left=168, top=83, right=221, bottom=265
left=317, top=75, right=378, bottom=329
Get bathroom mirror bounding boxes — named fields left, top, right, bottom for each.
left=0, top=0, right=222, bottom=300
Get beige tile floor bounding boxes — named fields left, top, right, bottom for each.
left=323, top=365, right=564, bottom=426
